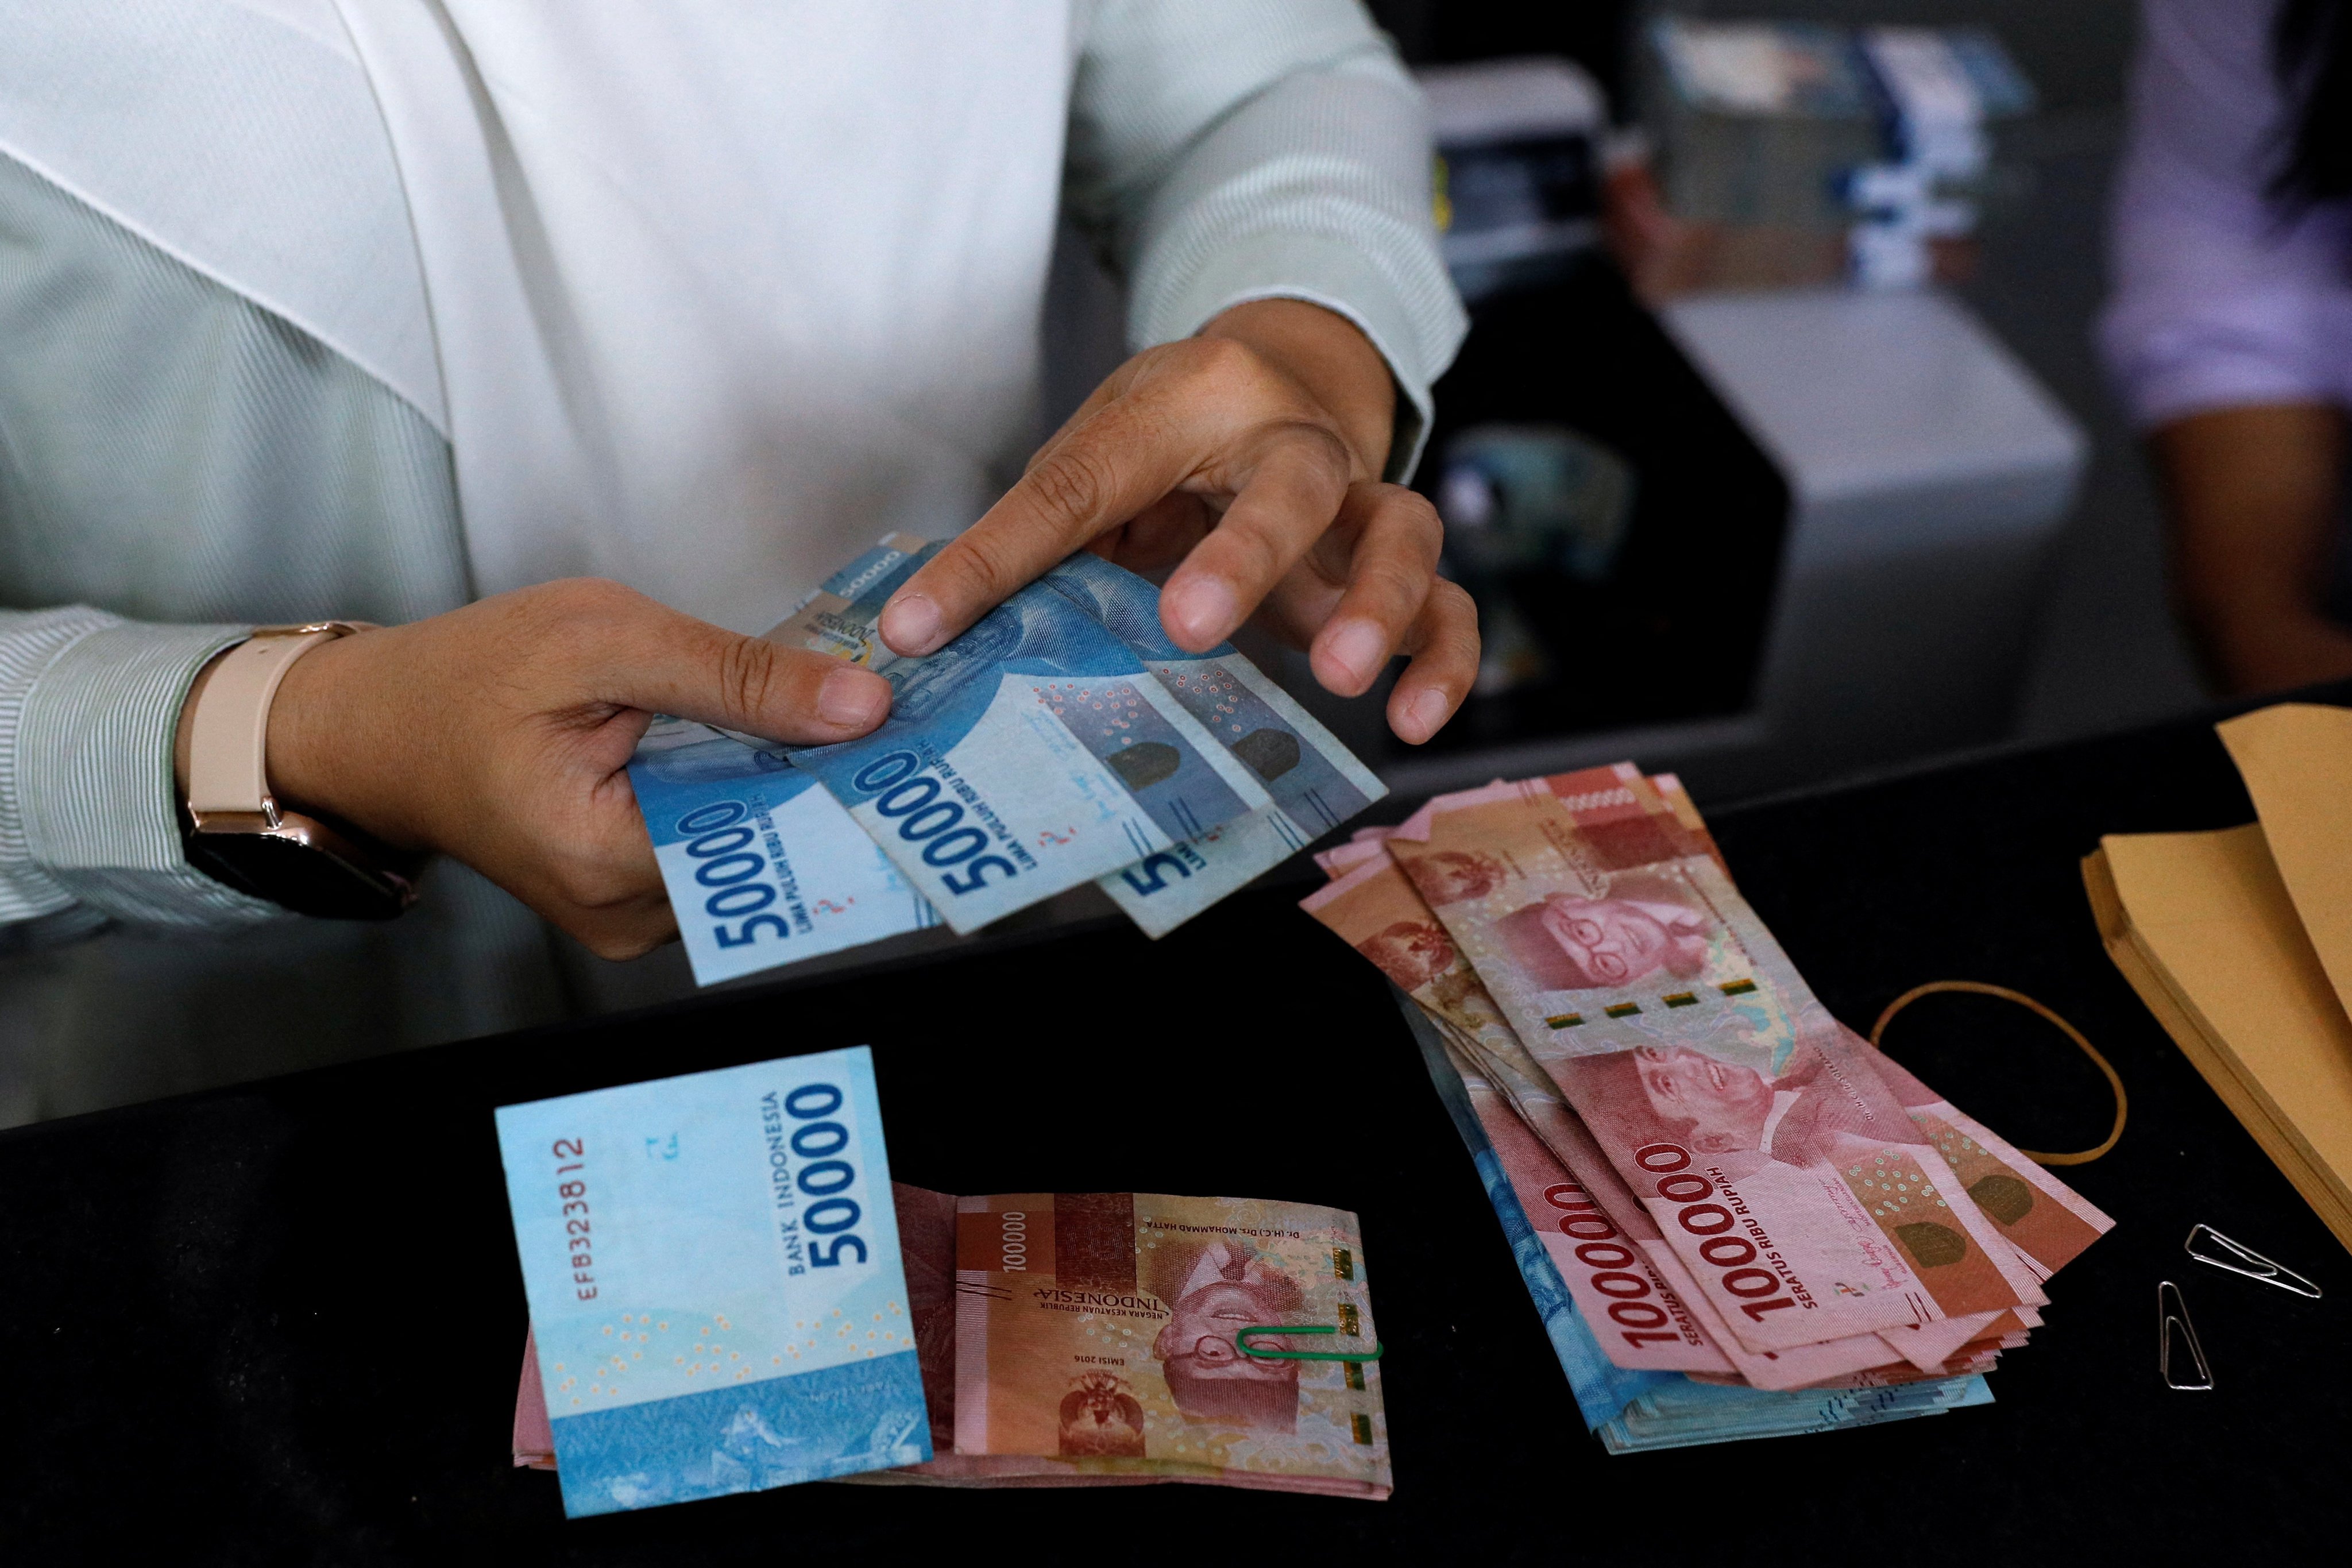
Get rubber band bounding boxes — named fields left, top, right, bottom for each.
left=1868, top=981, right=2126, bottom=1165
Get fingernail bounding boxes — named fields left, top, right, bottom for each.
left=1165, top=577, right=1238, bottom=647
left=880, top=592, right=943, bottom=655
left=1404, top=688, right=1451, bottom=743
left=1323, top=619, right=1387, bottom=689
left=818, top=666, right=890, bottom=729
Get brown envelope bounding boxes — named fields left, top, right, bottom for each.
left=2085, top=701, right=2352, bottom=1255
left=2218, top=704, right=2352, bottom=1020
left=2088, top=829, right=2352, bottom=1249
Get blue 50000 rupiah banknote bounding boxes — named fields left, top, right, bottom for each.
left=1041, top=551, right=1387, bottom=936
left=629, top=534, right=1387, bottom=978
left=774, top=543, right=1280, bottom=933
left=628, top=716, right=938, bottom=986
left=496, top=1047, right=928, bottom=1516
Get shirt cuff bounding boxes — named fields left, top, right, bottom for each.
left=1141, top=229, right=1454, bottom=482
left=1118, top=60, right=1470, bottom=486
left=17, top=618, right=285, bottom=931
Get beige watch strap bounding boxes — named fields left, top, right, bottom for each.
left=186, top=622, right=369, bottom=827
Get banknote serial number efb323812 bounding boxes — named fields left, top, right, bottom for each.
left=551, top=1138, right=597, bottom=1301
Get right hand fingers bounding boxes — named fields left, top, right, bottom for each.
left=1381, top=579, right=1481, bottom=744
left=1299, top=484, right=1443, bottom=696
left=1155, top=423, right=1354, bottom=650
left=877, top=390, right=1203, bottom=656
left=1247, top=484, right=1478, bottom=743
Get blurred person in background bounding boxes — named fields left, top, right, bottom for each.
left=0, top=2, right=1474, bottom=1121
left=2103, top=0, right=2352, bottom=694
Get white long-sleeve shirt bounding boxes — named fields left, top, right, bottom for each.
left=2101, top=0, right=2352, bottom=426
left=0, top=1, right=1464, bottom=1121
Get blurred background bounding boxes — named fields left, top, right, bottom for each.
left=1049, top=0, right=2199, bottom=806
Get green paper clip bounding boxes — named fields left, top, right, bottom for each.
left=1235, top=1324, right=1385, bottom=1362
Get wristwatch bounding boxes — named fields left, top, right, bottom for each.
left=178, top=623, right=420, bottom=920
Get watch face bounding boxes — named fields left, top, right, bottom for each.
left=186, top=820, right=415, bottom=921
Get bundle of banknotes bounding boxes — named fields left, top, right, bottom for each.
left=1301, top=765, right=2115, bottom=1452
left=500, top=1052, right=1389, bottom=1516
left=632, top=535, right=1387, bottom=984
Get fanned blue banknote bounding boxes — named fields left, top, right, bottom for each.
left=632, top=533, right=1387, bottom=978
left=628, top=716, right=937, bottom=985
left=778, top=543, right=1277, bottom=933
left=1041, top=551, right=1387, bottom=936
left=496, top=1047, right=928, bottom=1517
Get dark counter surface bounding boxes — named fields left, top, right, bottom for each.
left=6, top=689, right=2346, bottom=1564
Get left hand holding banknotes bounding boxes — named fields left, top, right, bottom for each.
left=253, top=579, right=894, bottom=956
left=875, top=299, right=1480, bottom=744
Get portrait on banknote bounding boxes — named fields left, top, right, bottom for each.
left=1560, top=1038, right=1887, bottom=1176
left=1489, top=874, right=1714, bottom=990
left=1146, top=1238, right=1309, bottom=1434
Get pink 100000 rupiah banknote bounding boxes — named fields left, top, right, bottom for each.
left=1386, top=782, right=2046, bottom=1355
left=944, top=1191, right=1389, bottom=1497
left=1303, top=763, right=2109, bottom=1445
left=1300, top=789, right=2023, bottom=1392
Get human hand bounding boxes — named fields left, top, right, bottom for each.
left=249, top=580, right=893, bottom=957
left=876, top=298, right=1479, bottom=744
left=2154, top=403, right=2352, bottom=694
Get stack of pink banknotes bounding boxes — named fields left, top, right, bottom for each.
left=1303, top=764, right=2112, bottom=1404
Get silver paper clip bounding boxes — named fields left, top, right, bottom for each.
left=2184, top=1223, right=2322, bottom=1298
left=2158, top=1280, right=2213, bottom=1391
